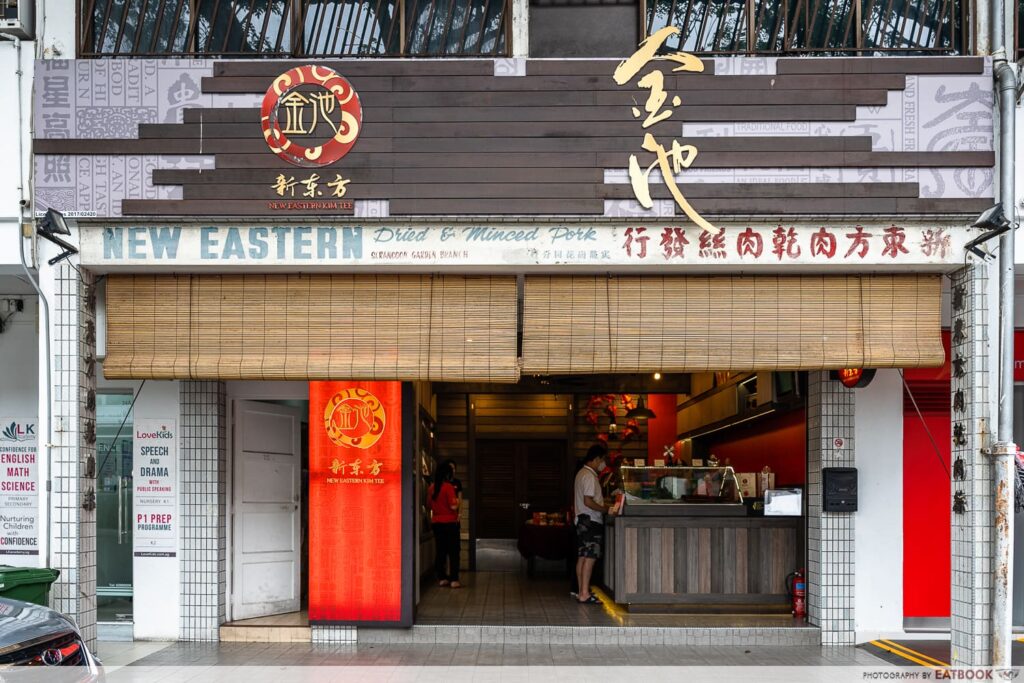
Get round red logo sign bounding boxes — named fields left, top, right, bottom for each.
left=261, top=65, right=362, bottom=167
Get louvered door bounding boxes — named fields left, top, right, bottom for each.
left=520, top=441, right=567, bottom=530
left=475, top=441, right=518, bottom=538
left=475, top=439, right=568, bottom=539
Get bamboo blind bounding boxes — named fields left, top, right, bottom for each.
left=521, top=275, right=944, bottom=374
left=104, top=274, right=520, bottom=382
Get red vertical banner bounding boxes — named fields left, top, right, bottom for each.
left=309, top=381, right=403, bottom=623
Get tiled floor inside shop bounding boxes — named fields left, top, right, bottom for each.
left=415, top=571, right=804, bottom=628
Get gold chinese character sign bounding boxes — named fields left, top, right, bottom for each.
left=261, top=65, right=363, bottom=167
left=614, top=27, right=718, bottom=234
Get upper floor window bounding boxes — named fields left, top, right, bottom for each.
left=645, top=0, right=967, bottom=55
left=80, top=0, right=509, bottom=57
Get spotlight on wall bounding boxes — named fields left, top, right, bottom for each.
left=964, top=204, right=1013, bottom=261
left=39, top=208, right=71, bottom=236
left=35, top=209, right=78, bottom=266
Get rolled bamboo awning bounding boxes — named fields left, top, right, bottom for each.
left=521, top=274, right=944, bottom=374
left=104, top=274, right=520, bottom=382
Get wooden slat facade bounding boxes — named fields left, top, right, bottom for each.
left=34, top=57, right=994, bottom=217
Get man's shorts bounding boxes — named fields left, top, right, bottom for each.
left=576, top=515, right=604, bottom=559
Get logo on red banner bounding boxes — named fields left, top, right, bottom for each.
left=324, top=387, right=385, bottom=449
left=309, top=381, right=403, bottom=624
left=261, top=65, right=362, bottom=167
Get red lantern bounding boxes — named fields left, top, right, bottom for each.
left=835, top=368, right=876, bottom=388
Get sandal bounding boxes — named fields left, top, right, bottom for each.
left=577, top=595, right=600, bottom=604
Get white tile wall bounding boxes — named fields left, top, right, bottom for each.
left=51, top=264, right=97, bottom=647
left=949, top=264, right=993, bottom=666
left=806, top=371, right=855, bottom=646
left=312, top=625, right=356, bottom=643
left=178, top=381, right=227, bottom=641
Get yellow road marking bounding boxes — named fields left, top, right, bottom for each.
left=870, top=640, right=948, bottom=668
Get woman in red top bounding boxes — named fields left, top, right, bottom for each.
left=428, top=462, right=462, bottom=588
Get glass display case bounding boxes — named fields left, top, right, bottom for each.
left=619, top=466, right=744, bottom=513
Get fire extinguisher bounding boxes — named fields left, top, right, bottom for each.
left=786, top=569, right=806, bottom=619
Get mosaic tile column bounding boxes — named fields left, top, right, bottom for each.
left=179, top=382, right=227, bottom=641
left=949, top=263, right=994, bottom=667
left=806, top=371, right=855, bottom=646
left=50, top=264, right=98, bottom=647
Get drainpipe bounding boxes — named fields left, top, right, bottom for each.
left=991, top=0, right=1017, bottom=669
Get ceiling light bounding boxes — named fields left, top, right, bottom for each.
left=626, top=394, right=657, bottom=420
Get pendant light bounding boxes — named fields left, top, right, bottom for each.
left=626, top=394, right=657, bottom=420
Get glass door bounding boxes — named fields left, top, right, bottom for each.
left=96, top=392, right=134, bottom=623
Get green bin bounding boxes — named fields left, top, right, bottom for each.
left=0, top=566, right=60, bottom=607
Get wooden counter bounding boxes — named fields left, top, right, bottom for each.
left=603, top=513, right=803, bottom=609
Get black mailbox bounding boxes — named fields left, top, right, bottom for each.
left=823, top=467, right=858, bottom=512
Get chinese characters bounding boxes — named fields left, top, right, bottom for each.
left=614, top=27, right=718, bottom=235
left=272, top=172, right=351, bottom=199
left=618, top=224, right=953, bottom=263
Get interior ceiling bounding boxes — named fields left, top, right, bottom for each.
left=434, top=373, right=691, bottom=394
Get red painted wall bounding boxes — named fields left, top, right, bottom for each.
left=902, top=404, right=951, bottom=618
left=701, top=409, right=807, bottom=486
left=902, top=331, right=951, bottom=619
left=646, top=394, right=680, bottom=461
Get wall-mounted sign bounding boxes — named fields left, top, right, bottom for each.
left=309, top=381, right=403, bottom=623
left=261, top=65, right=363, bottom=168
left=133, top=419, right=176, bottom=558
left=0, top=419, right=39, bottom=557
left=833, top=368, right=877, bottom=388
left=83, top=223, right=970, bottom=272
left=615, top=26, right=716, bottom=235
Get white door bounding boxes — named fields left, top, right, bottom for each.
left=231, top=400, right=303, bottom=621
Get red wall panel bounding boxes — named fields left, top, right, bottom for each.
left=902, top=405, right=951, bottom=618
left=646, top=394, right=681, bottom=461
left=702, top=409, right=807, bottom=486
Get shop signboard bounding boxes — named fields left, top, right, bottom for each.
left=133, top=419, right=176, bottom=558
left=308, top=381, right=404, bottom=624
left=0, top=419, right=39, bottom=558
left=34, top=58, right=993, bottom=223
left=82, top=222, right=970, bottom=271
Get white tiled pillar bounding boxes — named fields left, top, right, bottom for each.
left=179, top=382, right=227, bottom=641
left=806, top=371, right=855, bottom=646
left=949, top=264, right=994, bottom=666
left=50, top=264, right=97, bottom=647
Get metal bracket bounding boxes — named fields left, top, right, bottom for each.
left=989, top=441, right=1018, bottom=458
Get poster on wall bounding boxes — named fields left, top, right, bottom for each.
left=309, top=381, right=405, bottom=624
left=133, top=419, right=176, bottom=558
left=0, top=418, right=39, bottom=558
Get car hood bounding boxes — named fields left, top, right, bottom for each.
left=0, top=598, right=77, bottom=653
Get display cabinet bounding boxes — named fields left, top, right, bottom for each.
left=619, top=465, right=743, bottom=516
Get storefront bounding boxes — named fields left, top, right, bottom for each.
left=25, top=52, right=994, bottom=647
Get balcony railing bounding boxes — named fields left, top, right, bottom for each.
left=79, top=0, right=510, bottom=57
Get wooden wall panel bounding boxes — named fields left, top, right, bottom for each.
left=35, top=57, right=994, bottom=217
left=608, top=516, right=802, bottom=605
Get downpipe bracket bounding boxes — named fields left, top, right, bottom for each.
left=989, top=441, right=1018, bottom=458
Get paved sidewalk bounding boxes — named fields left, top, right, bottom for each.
left=84, top=639, right=916, bottom=683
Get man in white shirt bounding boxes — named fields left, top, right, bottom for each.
left=574, top=444, right=614, bottom=604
